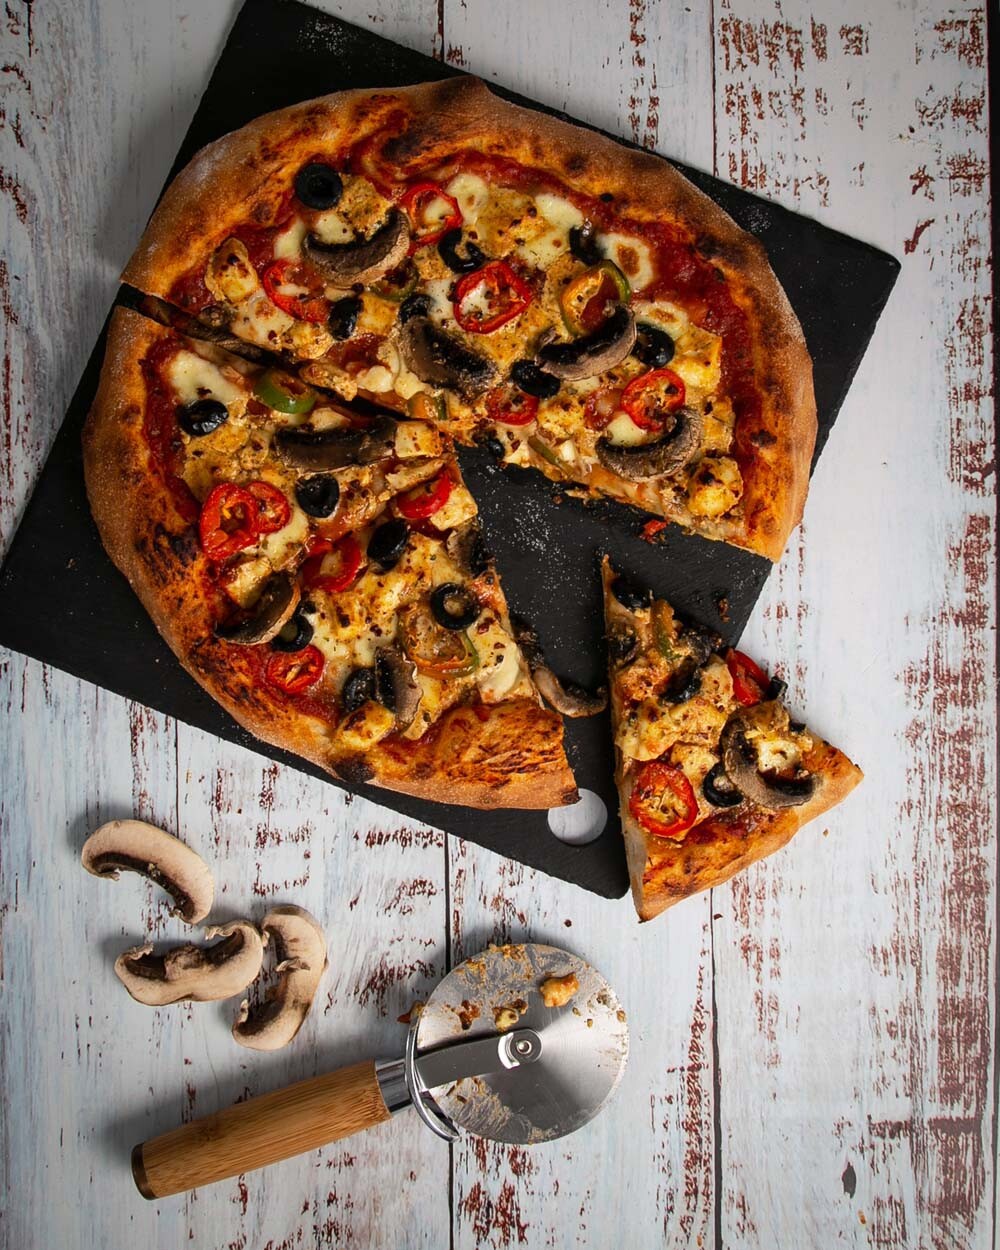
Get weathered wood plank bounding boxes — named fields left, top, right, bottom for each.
left=711, top=3, right=996, bottom=1248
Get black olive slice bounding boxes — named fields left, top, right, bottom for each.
left=178, top=398, right=229, bottom=437
left=607, top=626, right=638, bottom=666
left=789, top=720, right=807, bottom=734
left=294, top=474, right=341, bottom=518
left=569, top=222, right=602, bottom=265
left=610, top=575, right=649, bottom=613
left=271, top=612, right=315, bottom=653
left=765, top=676, right=789, bottom=702
left=662, top=666, right=703, bottom=704
left=430, top=583, right=480, bottom=631
left=367, top=518, right=410, bottom=571
left=633, top=321, right=675, bottom=368
left=483, top=436, right=505, bottom=460
left=341, top=666, right=376, bottom=713
left=328, top=295, right=362, bottom=340
left=510, top=359, right=561, bottom=399
left=399, top=293, right=432, bottom=324
left=702, top=762, right=743, bottom=808
left=438, top=228, right=488, bottom=274
left=294, top=163, right=343, bottom=211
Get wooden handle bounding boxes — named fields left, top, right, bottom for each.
left=132, top=1059, right=391, bottom=1199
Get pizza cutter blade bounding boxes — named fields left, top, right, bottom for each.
left=405, top=942, right=628, bottom=1144
left=131, top=943, right=628, bottom=1199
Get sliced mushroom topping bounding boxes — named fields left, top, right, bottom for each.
left=81, top=820, right=214, bottom=924
left=375, top=646, right=421, bottom=732
left=719, top=703, right=818, bottom=810
left=302, top=208, right=409, bottom=286
left=232, top=906, right=328, bottom=1051
left=536, top=307, right=636, bottom=380
left=512, top=615, right=607, bottom=718
left=274, top=413, right=397, bottom=471
left=214, top=573, right=301, bottom=646
left=114, top=921, right=264, bottom=1006
left=398, top=316, right=497, bottom=398
left=596, top=406, right=704, bottom=480
left=446, top=521, right=493, bottom=578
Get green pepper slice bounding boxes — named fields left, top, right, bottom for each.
left=253, top=368, right=317, bottom=416
left=370, top=260, right=419, bottom=303
left=560, top=261, right=631, bottom=336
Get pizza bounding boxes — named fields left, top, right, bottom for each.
left=84, top=76, right=836, bottom=831
left=83, top=307, right=578, bottom=809
left=602, top=559, right=862, bottom=920
left=122, top=76, right=817, bottom=563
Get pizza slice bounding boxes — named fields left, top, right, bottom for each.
left=83, top=307, right=579, bottom=809
left=601, top=558, right=862, bottom=920
left=122, top=77, right=815, bottom=562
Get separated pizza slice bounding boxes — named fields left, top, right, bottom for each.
left=83, top=306, right=579, bottom=810
left=123, top=78, right=815, bottom=562
left=601, top=558, right=862, bottom=920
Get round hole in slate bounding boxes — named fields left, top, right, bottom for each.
left=547, top=788, right=608, bottom=846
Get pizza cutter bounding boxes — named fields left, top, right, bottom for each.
left=131, top=942, right=628, bottom=1198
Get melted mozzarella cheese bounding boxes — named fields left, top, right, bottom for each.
left=446, top=172, right=490, bottom=224
left=534, top=193, right=585, bottom=234
left=601, top=232, right=657, bottom=292
left=166, top=351, right=245, bottom=409
left=474, top=616, right=529, bottom=701
left=603, top=411, right=648, bottom=446
left=311, top=210, right=352, bottom=245
left=273, top=219, right=307, bottom=260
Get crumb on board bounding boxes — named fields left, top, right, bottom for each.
left=397, top=1000, right=424, bottom=1025
left=540, top=972, right=580, bottom=1008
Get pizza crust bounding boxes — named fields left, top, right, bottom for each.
left=123, top=76, right=816, bottom=562
left=83, top=307, right=577, bottom=811
left=620, top=735, right=863, bottom=922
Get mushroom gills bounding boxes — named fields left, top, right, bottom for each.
left=596, top=406, right=704, bottom=481
left=511, top=615, right=607, bottom=718
left=114, top=921, right=264, bottom=1006
left=302, top=208, right=410, bottom=286
left=233, top=906, right=328, bottom=1051
left=720, top=704, right=818, bottom=810
left=81, top=819, right=214, bottom=924
left=214, top=573, right=301, bottom=646
left=274, top=413, right=397, bottom=471
left=536, top=307, right=637, bottom=380
left=398, top=316, right=497, bottom=398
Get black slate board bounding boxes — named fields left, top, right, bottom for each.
left=0, top=0, right=899, bottom=898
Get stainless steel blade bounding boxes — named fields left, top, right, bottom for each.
left=408, top=943, right=628, bottom=1145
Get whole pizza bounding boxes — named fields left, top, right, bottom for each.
left=84, top=77, right=857, bottom=914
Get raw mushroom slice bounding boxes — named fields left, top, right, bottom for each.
left=81, top=820, right=214, bottom=924
left=233, top=907, right=328, bottom=1051
left=115, top=921, right=264, bottom=1006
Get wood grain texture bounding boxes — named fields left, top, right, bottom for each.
left=0, top=2, right=994, bottom=1249
left=134, top=1059, right=392, bottom=1198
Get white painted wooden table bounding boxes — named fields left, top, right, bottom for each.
left=1, top=2, right=995, bottom=1246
